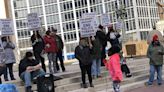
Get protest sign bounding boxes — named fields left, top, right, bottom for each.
left=0, top=19, right=14, bottom=36
left=27, top=13, right=41, bottom=30
left=101, top=13, right=111, bottom=27
left=80, top=18, right=96, bottom=37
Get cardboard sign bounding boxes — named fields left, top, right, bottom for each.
left=80, top=18, right=96, bottom=37
left=0, top=19, right=14, bottom=36
left=82, top=12, right=99, bottom=30
left=101, top=13, right=111, bottom=27
left=27, top=13, right=41, bottom=30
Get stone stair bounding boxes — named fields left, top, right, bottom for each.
left=4, top=58, right=162, bottom=92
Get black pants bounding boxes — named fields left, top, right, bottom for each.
left=4, top=63, right=15, bottom=80
left=80, top=64, right=92, bottom=84
left=101, top=46, right=106, bottom=66
left=0, top=66, right=5, bottom=84
left=121, top=64, right=130, bottom=75
left=56, top=50, right=65, bottom=71
left=34, top=52, right=46, bottom=72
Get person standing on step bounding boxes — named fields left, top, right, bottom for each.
left=91, top=36, right=102, bottom=79
left=96, top=25, right=107, bottom=66
left=75, top=38, right=94, bottom=88
left=19, top=52, right=46, bottom=92
left=44, top=30, right=58, bottom=74
left=103, top=46, right=123, bottom=92
left=106, top=24, right=121, bottom=48
left=0, top=52, right=6, bottom=84
left=1, top=36, right=16, bottom=81
left=146, top=34, right=164, bottom=86
left=31, top=31, right=46, bottom=72
left=51, top=27, right=66, bottom=72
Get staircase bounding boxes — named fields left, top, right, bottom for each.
left=3, top=58, right=164, bottom=92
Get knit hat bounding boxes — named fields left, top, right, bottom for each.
left=153, top=34, right=158, bottom=41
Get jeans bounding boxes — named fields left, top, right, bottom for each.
left=34, top=52, right=46, bottom=72
left=20, top=69, right=46, bottom=87
left=56, top=50, right=65, bottom=71
left=92, top=58, right=101, bottom=76
left=79, top=65, right=92, bottom=84
left=148, top=65, right=163, bottom=84
left=4, top=63, right=15, bottom=80
left=113, top=81, right=121, bottom=92
left=47, top=53, right=57, bottom=74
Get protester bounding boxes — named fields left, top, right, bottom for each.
left=119, top=51, right=132, bottom=78
left=106, top=24, right=121, bottom=48
left=31, top=31, right=46, bottom=72
left=91, top=36, right=102, bottom=78
left=0, top=52, right=6, bottom=84
left=75, top=38, right=94, bottom=88
left=19, top=52, right=45, bottom=92
left=44, top=30, right=58, bottom=74
left=1, top=36, right=16, bottom=81
left=103, top=46, right=123, bottom=92
left=96, top=25, right=107, bottom=66
left=146, top=34, right=164, bottom=86
left=51, top=27, right=66, bottom=72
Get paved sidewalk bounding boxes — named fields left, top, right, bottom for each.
left=125, top=82, right=164, bottom=92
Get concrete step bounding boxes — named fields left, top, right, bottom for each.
left=68, top=69, right=164, bottom=92
left=16, top=62, right=150, bottom=92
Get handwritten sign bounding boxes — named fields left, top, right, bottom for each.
left=0, top=19, right=14, bottom=36
left=27, top=13, right=41, bottom=30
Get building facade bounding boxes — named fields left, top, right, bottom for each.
left=10, top=0, right=162, bottom=60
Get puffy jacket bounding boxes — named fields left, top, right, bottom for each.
left=3, top=42, right=16, bottom=64
left=75, top=45, right=92, bottom=66
left=43, top=35, right=57, bottom=53
left=103, top=53, right=123, bottom=81
left=91, top=38, right=102, bottom=59
left=147, top=42, right=164, bottom=65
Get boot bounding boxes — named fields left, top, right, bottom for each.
left=26, top=86, right=33, bottom=92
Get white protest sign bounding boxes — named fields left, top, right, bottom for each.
left=82, top=12, right=99, bottom=31
left=101, top=14, right=111, bottom=27
left=0, top=40, right=4, bottom=53
left=116, top=21, right=123, bottom=30
left=80, top=18, right=96, bottom=37
left=0, top=19, right=14, bottom=36
left=27, top=13, right=41, bottom=30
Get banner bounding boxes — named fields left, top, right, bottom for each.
left=27, top=13, right=41, bottom=30
left=0, top=19, right=14, bottom=36
left=80, top=18, right=96, bottom=37
left=101, top=13, right=111, bottom=27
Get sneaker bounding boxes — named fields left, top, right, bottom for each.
left=92, top=76, right=96, bottom=79
left=11, top=78, right=16, bottom=80
left=97, top=75, right=102, bottom=78
left=126, top=74, right=132, bottom=78
left=90, top=83, right=94, bottom=87
left=158, top=83, right=162, bottom=86
left=145, top=82, right=152, bottom=86
left=26, top=86, right=33, bottom=92
left=82, top=84, right=88, bottom=88
left=4, top=79, right=9, bottom=81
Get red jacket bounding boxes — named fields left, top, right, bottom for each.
left=103, top=53, right=123, bottom=81
left=43, top=35, right=57, bottom=53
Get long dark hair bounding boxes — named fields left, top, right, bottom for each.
left=108, top=46, right=121, bottom=56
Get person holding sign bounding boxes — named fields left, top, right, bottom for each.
left=1, top=36, right=16, bottom=81
left=43, top=30, right=58, bottom=74
left=31, top=31, right=46, bottom=72
left=75, top=38, right=94, bottom=88
left=106, top=24, right=121, bottom=48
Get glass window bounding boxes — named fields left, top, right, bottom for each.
left=30, top=7, right=43, bottom=15
left=29, top=0, right=42, bottom=7
left=15, top=9, right=28, bottom=18
left=44, top=0, right=57, bottom=4
left=13, top=0, right=27, bottom=9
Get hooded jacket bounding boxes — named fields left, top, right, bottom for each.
left=43, top=35, right=58, bottom=53
left=103, top=53, right=123, bottom=81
